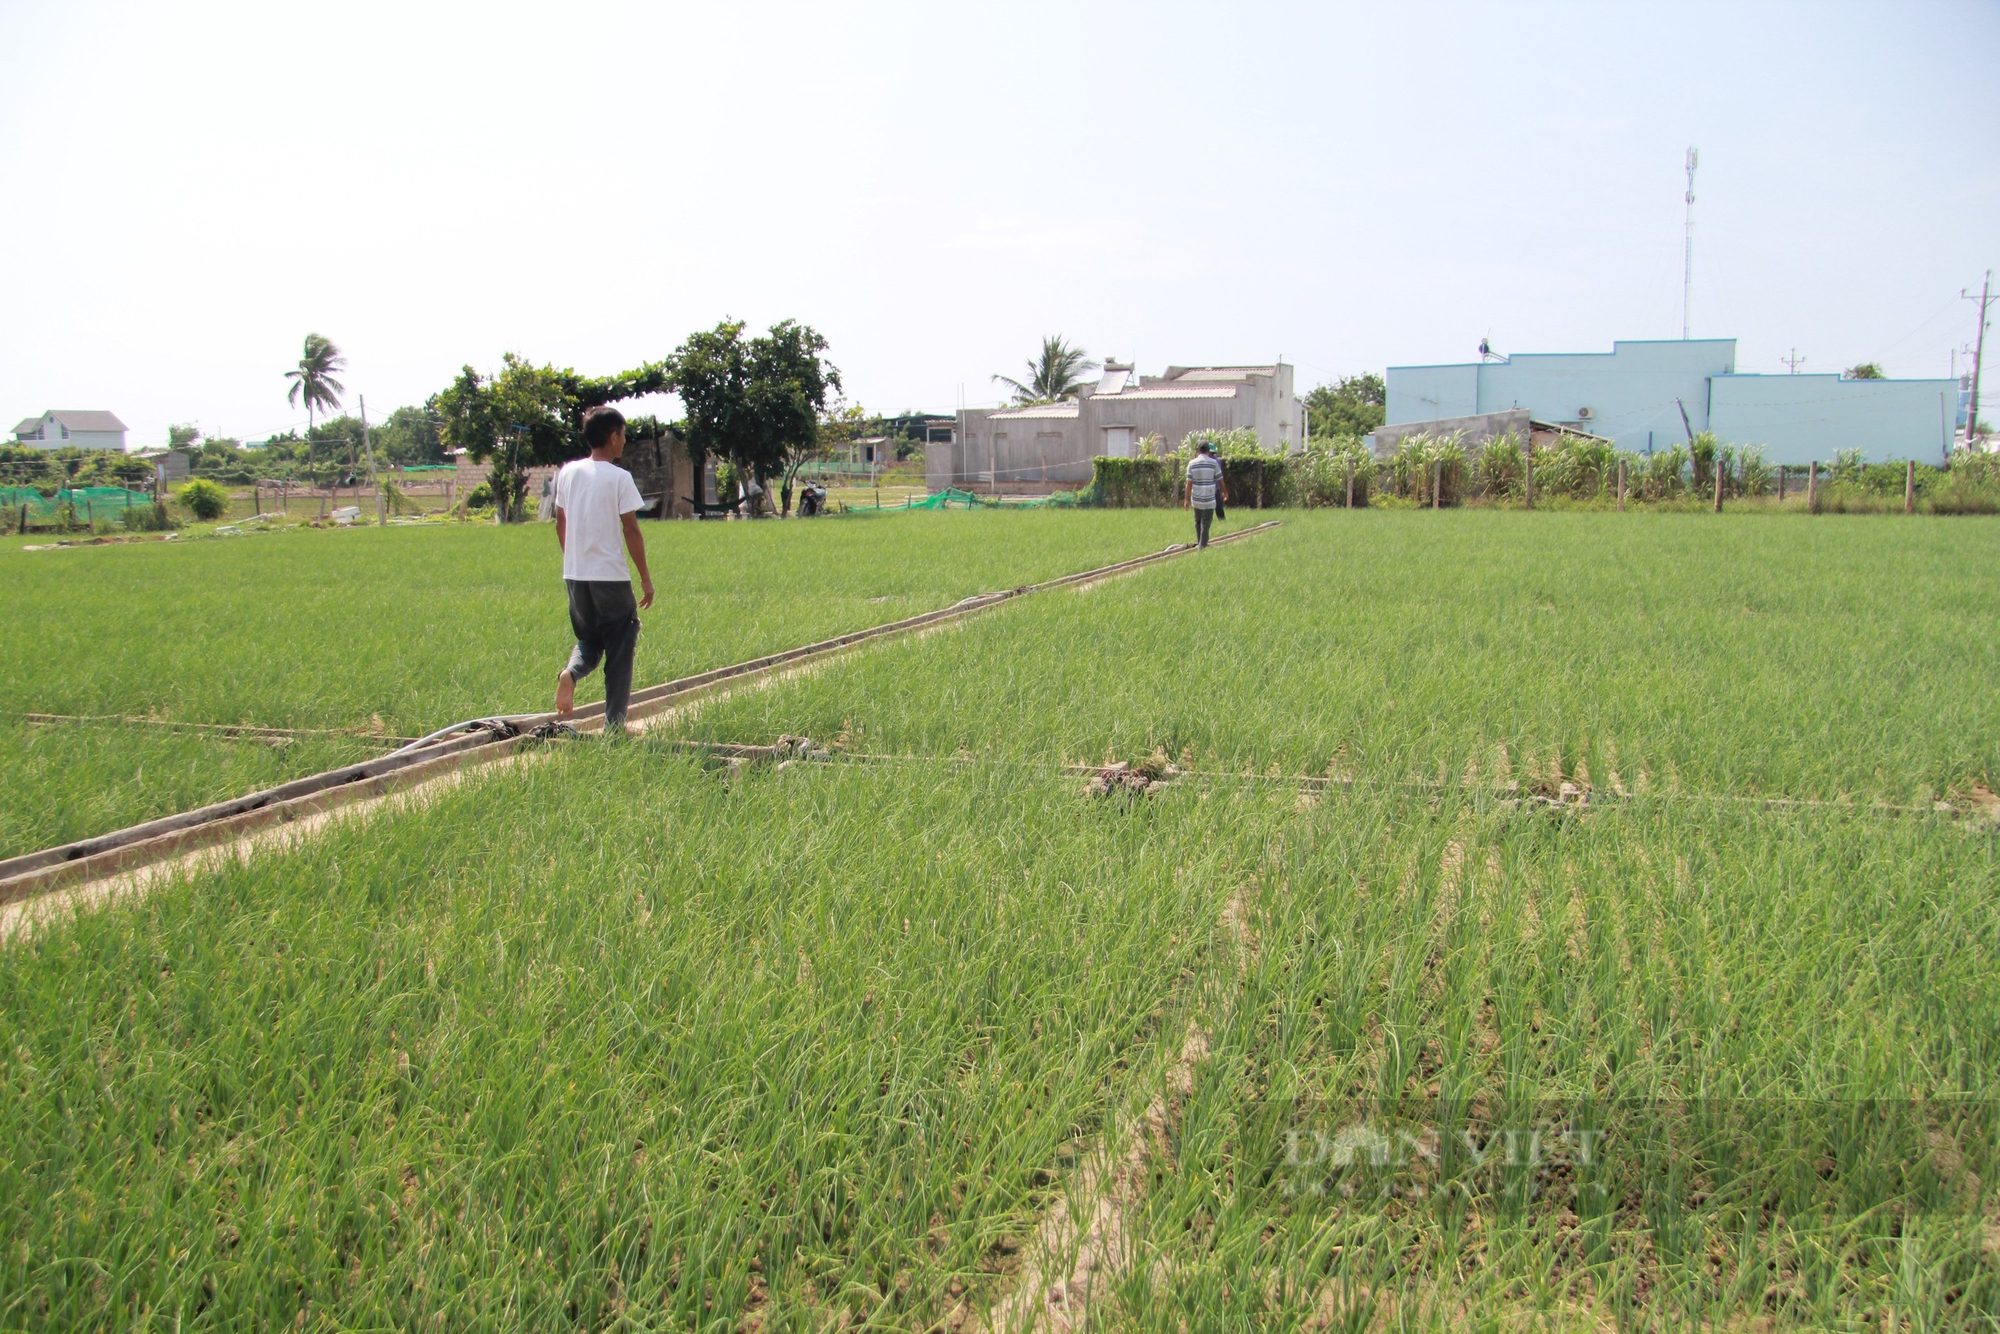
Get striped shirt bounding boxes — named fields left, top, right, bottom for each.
left=1186, top=453, right=1223, bottom=508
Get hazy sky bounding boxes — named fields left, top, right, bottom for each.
left=2, top=0, right=1994, bottom=449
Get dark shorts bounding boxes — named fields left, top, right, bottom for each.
left=564, top=579, right=641, bottom=726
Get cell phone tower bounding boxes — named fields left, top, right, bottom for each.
left=1682, top=147, right=1699, bottom=340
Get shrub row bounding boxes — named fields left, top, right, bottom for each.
left=1087, top=435, right=2000, bottom=512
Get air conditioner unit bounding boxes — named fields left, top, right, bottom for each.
left=1577, top=406, right=1595, bottom=420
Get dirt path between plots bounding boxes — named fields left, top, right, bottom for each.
left=972, top=888, right=1259, bottom=1334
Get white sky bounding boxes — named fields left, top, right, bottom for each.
left=2, top=0, right=1994, bottom=449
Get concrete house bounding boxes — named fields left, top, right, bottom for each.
left=934, top=362, right=1305, bottom=494
left=12, top=410, right=129, bottom=451
left=1384, top=340, right=1957, bottom=464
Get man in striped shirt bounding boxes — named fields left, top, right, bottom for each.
left=1183, top=442, right=1227, bottom=548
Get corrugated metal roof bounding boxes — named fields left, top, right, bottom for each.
left=991, top=404, right=1082, bottom=419
left=1097, top=387, right=1238, bottom=401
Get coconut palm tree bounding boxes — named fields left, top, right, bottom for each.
left=993, top=336, right=1098, bottom=404
left=284, top=333, right=347, bottom=481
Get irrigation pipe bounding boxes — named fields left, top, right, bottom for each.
left=381, top=715, right=549, bottom=758
left=0, top=522, right=1281, bottom=909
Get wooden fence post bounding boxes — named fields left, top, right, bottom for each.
left=1807, top=460, right=1818, bottom=514
left=1524, top=440, right=1535, bottom=510
left=1345, top=458, right=1354, bottom=510
left=1905, top=459, right=1915, bottom=514
left=1713, top=459, right=1723, bottom=512
left=1432, top=459, right=1442, bottom=510
left=1617, top=459, right=1627, bottom=512
left=1778, top=465, right=1786, bottom=502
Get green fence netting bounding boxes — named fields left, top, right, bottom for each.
left=849, top=487, right=1083, bottom=513
left=1, top=486, right=158, bottom=520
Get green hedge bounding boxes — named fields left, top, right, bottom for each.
left=1088, top=456, right=1303, bottom=509
left=1089, top=458, right=1179, bottom=507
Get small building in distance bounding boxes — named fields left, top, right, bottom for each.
left=936, top=362, right=1304, bottom=494
left=12, top=410, right=129, bottom=451
left=1371, top=409, right=1611, bottom=460
left=1384, top=340, right=1957, bottom=465
left=130, top=448, right=191, bottom=487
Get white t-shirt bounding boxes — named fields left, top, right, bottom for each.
left=553, top=458, right=643, bottom=582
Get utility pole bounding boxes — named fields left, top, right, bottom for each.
left=1781, top=349, right=1806, bottom=375
left=360, top=395, right=382, bottom=527
left=1682, top=147, right=1699, bottom=339
left=1965, top=270, right=1993, bottom=446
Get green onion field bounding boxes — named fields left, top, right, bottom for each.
left=2, top=509, right=1996, bottom=1330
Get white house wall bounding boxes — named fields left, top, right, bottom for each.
left=936, top=366, right=1301, bottom=492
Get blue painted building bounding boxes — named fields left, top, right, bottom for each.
left=1386, top=340, right=1957, bottom=464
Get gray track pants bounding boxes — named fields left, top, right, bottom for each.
left=1193, top=506, right=1214, bottom=547
left=564, top=579, right=640, bottom=727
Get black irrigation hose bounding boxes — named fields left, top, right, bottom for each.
left=382, top=715, right=544, bottom=758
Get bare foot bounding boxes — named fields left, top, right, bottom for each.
left=553, top=670, right=575, bottom=719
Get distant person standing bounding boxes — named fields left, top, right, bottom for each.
left=1184, top=441, right=1227, bottom=548
left=551, top=406, right=655, bottom=731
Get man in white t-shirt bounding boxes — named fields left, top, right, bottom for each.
left=551, top=406, right=655, bottom=730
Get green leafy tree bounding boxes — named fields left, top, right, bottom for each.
left=668, top=319, right=841, bottom=516
left=256, top=430, right=309, bottom=474
left=432, top=355, right=670, bottom=522
left=305, top=415, right=367, bottom=478
left=1304, top=374, right=1386, bottom=439
left=993, top=336, right=1097, bottom=404
left=372, top=406, right=445, bottom=466
left=284, top=333, right=346, bottom=482
left=166, top=423, right=202, bottom=451
left=1845, top=362, right=1886, bottom=380
left=667, top=322, right=757, bottom=498
left=750, top=320, right=841, bottom=516
left=196, top=435, right=243, bottom=472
